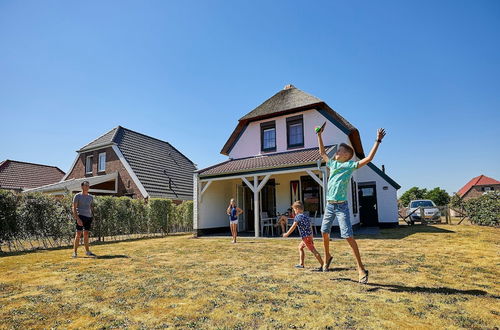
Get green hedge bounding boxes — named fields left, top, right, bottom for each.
left=0, top=190, right=194, bottom=252
left=451, top=192, right=499, bottom=227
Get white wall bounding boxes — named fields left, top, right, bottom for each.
left=198, top=180, right=234, bottom=229
left=355, top=165, right=399, bottom=223
left=229, top=109, right=351, bottom=159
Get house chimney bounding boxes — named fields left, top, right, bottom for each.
left=283, top=84, right=295, bottom=90
left=382, top=165, right=385, bottom=173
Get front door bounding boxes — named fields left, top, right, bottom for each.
left=358, top=183, right=379, bottom=226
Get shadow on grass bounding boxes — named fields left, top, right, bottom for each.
left=368, top=224, right=456, bottom=240
left=96, top=254, right=130, bottom=259
left=0, top=234, right=191, bottom=258
left=332, top=278, right=499, bottom=298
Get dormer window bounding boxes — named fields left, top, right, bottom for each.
left=261, top=121, right=276, bottom=152
left=85, top=155, right=93, bottom=174
left=287, top=115, right=304, bottom=148
left=98, top=152, right=106, bottom=172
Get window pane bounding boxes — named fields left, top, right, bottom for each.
left=263, top=128, right=275, bottom=149
left=86, top=156, right=93, bottom=173
left=289, top=123, right=303, bottom=145
left=98, top=153, right=106, bottom=171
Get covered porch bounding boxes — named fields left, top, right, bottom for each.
left=195, top=166, right=328, bottom=237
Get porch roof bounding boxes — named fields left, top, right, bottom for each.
left=24, top=172, right=118, bottom=193
left=198, top=146, right=334, bottom=178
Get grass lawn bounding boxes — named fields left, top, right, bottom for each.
left=0, top=224, right=498, bottom=329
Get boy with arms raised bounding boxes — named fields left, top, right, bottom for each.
left=317, top=125, right=386, bottom=283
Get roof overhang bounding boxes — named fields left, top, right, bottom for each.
left=24, top=172, right=119, bottom=194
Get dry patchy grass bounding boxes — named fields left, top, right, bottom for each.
left=0, top=224, right=499, bottom=329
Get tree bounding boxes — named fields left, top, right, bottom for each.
left=425, top=187, right=450, bottom=206
left=399, top=187, right=427, bottom=207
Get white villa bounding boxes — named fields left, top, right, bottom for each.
left=194, top=85, right=400, bottom=237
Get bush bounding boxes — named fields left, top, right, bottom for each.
left=462, top=193, right=499, bottom=227
left=149, top=198, right=171, bottom=233
left=0, top=190, right=19, bottom=251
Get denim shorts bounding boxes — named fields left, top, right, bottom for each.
left=321, top=202, right=353, bottom=238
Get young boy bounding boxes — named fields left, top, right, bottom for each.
left=317, top=126, right=386, bottom=283
left=283, top=201, right=324, bottom=271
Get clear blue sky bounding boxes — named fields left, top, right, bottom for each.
left=1, top=0, right=499, bottom=196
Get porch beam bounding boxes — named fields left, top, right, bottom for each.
left=241, top=177, right=256, bottom=193
left=199, top=166, right=319, bottom=183
left=306, top=170, right=324, bottom=188
left=200, top=180, right=212, bottom=196
left=256, top=174, right=271, bottom=192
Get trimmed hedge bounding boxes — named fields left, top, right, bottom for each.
left=451, top=192, right=499, bottom=227
left=0, top=190, right=194, bottom=252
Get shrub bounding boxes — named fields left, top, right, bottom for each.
left=462, top=193, right=499, bottom=227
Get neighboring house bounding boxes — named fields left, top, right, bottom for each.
left=456, top=175, right=500, bottom=200
left=26, top=126, right=196, bottom=202
left=194, top=85, right=401, bottom=236
left=0, top=160, right=65, bottom=192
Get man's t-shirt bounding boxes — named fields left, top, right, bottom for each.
left=326, top=159, right=359, bottom=201
left=73, top=193, right=94, bottom=217
left=294, top=213, right=312, bottom=238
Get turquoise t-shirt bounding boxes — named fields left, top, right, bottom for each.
left=326, top=159, right=359, bottom=201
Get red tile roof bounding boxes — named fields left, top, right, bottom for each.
left=0, top=160, right=65, bottom=191
left=457, top=175, right=500, bottom=197
left=198, top=147, right=328, bottom=177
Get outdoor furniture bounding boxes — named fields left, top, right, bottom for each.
left=260, top=212, right=275, bottom=237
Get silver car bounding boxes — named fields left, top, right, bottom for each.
left=407, top=200, right=441, bottom=224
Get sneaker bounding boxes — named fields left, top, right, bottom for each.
left=85, top=251, right=97, bottom=257
left=294, top=264, right=305, bottom=269
left=71, top=252, right=77, bottom=258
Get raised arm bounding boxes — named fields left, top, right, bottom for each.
left=316, top=127, right=329, bottom=163
left=358, top=128, right=386, bottom=168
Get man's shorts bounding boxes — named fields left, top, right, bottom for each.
left=299, top=236, right=315, bottom=252
left=321, top=201, right=353, bottom=238
left=76, top=215, right=93, bottom=232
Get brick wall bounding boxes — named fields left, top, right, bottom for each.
left=462, top=184, right=500, bottom=200
left=66, top=147, right=144, bottom=199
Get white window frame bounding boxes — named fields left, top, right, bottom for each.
left=98, top=152, right=106, bottom=172
left=85, top=155, right=93, bottom=174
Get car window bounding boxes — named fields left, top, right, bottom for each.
left=410, top=201, right=435, bottom=208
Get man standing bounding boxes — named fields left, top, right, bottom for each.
left=72, top=181, right=97, bottom=258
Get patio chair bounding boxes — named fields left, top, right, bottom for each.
left=260, top=212, right=275, bottom=237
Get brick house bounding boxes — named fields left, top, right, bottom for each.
left=26, top=126, right=196, bottom=202
left=456, top=175, right=500, bottom=200
left=0, top=160, right=65, bottom=192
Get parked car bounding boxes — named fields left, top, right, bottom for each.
left=407, top=200, right=441, bottom=224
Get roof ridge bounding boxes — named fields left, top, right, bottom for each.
left=79, top=126, right=119, bottom=150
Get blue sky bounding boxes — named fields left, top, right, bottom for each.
left=1, top=0, right=499, bottom=195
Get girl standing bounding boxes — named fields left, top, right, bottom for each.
left=227, top=198, right=243, bottom=243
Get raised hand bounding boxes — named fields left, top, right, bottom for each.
left=377, top=128, right=386, bottom=141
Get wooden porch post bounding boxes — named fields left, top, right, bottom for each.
left=254, top=176, right=259, bottom=237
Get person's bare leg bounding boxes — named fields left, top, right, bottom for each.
left=346, top=237, right=366, bottom=278
left=83, top=231, right=90, bottom=252
left=233, top=224, right=237, bottom=242
left=311, top=248, right=324, bottom=267
left=299, top=246, right=305, bottom=266
left=322, top=232, right=331, bottom=261
left=73, top=231, right=81, bottom=253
